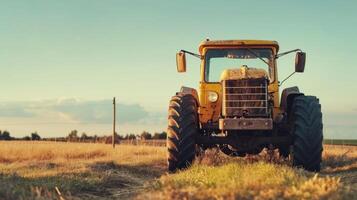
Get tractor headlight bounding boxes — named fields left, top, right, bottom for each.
left=207, top=91, right=218, bottom=103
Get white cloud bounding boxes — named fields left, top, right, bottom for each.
left=0, top=102, right=35, bottom=117
left=0, top=98, right=154, bottom=124
left=0, top=98, right=167, bottom=137
left=52, top=98, right=150, bottom=124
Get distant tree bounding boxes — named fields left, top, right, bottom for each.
left=105, top=132, right=121, bottom=144
left=22, top=135, right=31, bottom=140
left=113, top=132, right=120, bottom=141
left=152, top=133, right=160, bottom=139
left=117, top=133, right=124, bottom=140
left=80, top=132, right=89, bottom=141
left=67, top=130, right=78, bottom=142
left=125, top=133, right=136, bottom=140
left=31, top=132, right=41, bottom=140
left=152, top=131, right=167, bottom=140
left=140, top=131, right=152, bottom=140
left=0, top=130, right=12, bottom=140
left=93, top=134, right=98, bottom=143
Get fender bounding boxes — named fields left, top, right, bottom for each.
left=177, top=86, right=200, bottom=106
left=280, top=86, right=304, bottom=113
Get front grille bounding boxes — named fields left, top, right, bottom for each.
left=222, top=78, right=269, bottom=117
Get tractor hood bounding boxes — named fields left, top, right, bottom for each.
left=220, top=66, right=269, bottom=81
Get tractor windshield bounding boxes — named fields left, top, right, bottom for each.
left=204, top=48, right=274, bottom=82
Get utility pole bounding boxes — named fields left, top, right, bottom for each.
left=112, top=97, right=116, bottom=148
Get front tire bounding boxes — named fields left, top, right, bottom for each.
left=291, top=95, right=323, bottom=172
left=167, top=94, right=198, bottom=173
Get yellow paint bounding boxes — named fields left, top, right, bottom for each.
left=199, top=40, right=279, bottom=54
left=194, top=40, right=283, bottom=124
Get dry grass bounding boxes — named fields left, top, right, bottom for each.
left=0, top=141, right=355, bottom=200
left=141, top=146, right=357, bottom=200
left=144, top=164, right=342, bottom=200
left=0, top=141, right=166, bottom=199
left=0, top=141, right=165, bottom=165
left=322, top=145, right=357, bottom=172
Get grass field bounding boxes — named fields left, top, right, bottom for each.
left=324, top=139, right=357, bottom=146
left=0, top=141, right=355, bottom=200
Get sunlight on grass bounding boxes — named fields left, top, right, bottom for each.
left=0, top=142, right=355, bottom=199
left=148, top=162, right=343, bottom=200
left=142, top=146, right=357, bottom=200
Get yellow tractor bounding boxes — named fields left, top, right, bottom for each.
left=167, top=39, right=323, bottom=172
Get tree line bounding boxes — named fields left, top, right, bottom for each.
left=0, top=129, right=167, bottom=143
left=64, top=130, right=167, bottom=142
left=0, top=130, right=41, bottom=141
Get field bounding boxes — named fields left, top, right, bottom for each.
left=0, top=141, right=356, bottom=200
left=324, top=139, right=357, bottom=146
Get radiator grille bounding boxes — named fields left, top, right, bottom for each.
left=222, top=78, right=269, bottom=117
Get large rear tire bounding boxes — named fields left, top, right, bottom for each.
left=291, top=95, right=323, bottom=172
left=167, top=94, right=198, bottom=173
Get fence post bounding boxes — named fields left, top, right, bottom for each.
left=113, top=97, right=116, bottom=149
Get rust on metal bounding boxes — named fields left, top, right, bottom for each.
left=219, top=118, right=273, bottom=130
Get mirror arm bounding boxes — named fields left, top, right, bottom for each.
left=180, top=49, right=203, bottom=59
left=275, top=49, right=302, bottom=59
left=279, top=71, right=296, bottom=86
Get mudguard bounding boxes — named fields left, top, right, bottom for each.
left=177, top=86, right=200, bottom=106
left=280, top=86, right=304, bottom=113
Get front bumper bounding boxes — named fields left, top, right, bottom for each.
left=219, top=118, right=273, bottom=130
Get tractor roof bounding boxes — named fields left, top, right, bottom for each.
left=199, top=40, right=279, bottom=54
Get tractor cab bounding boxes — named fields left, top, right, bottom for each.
left=169, top=39, right=322, bottom=173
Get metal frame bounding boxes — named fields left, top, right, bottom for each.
left=219, top=118, right=273, bottom=130
left=223, top=78, right=269, bottom=118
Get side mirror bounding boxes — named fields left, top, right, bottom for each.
left=295, top=52, right=306, bottom=73
left=176, top=51, right=186, bottom=73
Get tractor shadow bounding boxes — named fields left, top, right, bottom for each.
left=196, top=147, right=290, bottom=167
left=196, top=146, right=357, bottom=175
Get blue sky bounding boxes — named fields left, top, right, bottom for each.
left=0, top=0, right=356, bottom=138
